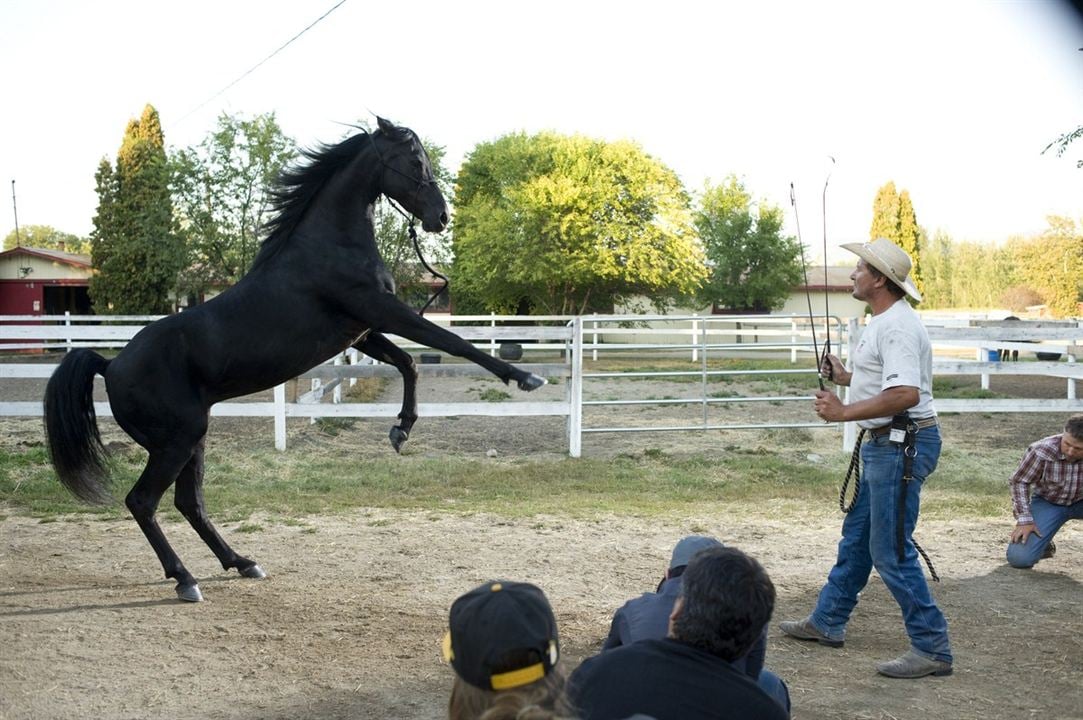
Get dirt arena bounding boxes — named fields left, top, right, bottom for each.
left=2, top=368, right=1081, bottom=720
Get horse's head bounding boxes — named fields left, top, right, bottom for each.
left=373, top=117, right=449, bottom=233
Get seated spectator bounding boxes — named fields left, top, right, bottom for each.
left=568, top=545, right=788, bottom=720
left=443, top=580, right=576, bottom=720
left=602, top=536, right=789, bottom=715
left=1006, top=413, right=1083, bottom=568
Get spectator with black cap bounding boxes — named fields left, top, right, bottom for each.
left=601, top=535, right=789, bottom=715
left=568, top=545, right=787, bottom=720
left=443, top=580, right=575, bottom=720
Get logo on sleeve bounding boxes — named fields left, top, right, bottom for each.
left=886, top=373, right=899, bottom=381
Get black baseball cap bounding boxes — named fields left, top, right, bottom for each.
left=442, top=581, right=560, bottom=690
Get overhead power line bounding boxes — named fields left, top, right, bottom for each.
left=178, top=0, right=349, bottom=123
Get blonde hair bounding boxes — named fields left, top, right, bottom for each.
left=448, top=665, right=577, bottom=720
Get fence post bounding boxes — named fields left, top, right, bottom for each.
left=790, top=318, right=797, bottom=364
left=490, top=313, right=497, bottom=357
left=64, top=311, right=72, bottom=351
left=691, top=316, right=699, bottom=362
left=568, top=317, right=583, bottom=458
left=591, top=312, right=599, bottom=362
left=274, top=383, right=287, bottom=451
left=333, top=354, right=343, bottom=403
left=1068, top=353, right=1077, bottom=400
left=700, top=317, right=708, bottom=427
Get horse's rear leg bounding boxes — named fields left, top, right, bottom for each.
left=174, top=440, right=266, bottom=581
left=125, top=447, right=204, bottom=602
left=355, top=332, right=418, bottom=452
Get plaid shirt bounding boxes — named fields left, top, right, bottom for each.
left=1010, top=435, right=1083, bottom=524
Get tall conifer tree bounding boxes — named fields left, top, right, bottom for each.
left=869, top=182, right=899, bottom=241
left=896, top=190, right=923, bottom=296
left=869, top=181, right=924, bottom=299
left=90, top=104, right=183, bottom=313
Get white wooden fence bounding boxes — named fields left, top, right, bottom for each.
left=3, top=314, right=1082, bottom=456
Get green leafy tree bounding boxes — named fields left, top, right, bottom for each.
left=919, top=229, right=954, bottom=308
left=1010, top=216, right=1083, bottom=317
left=946, top=241, right=993, bottom=309
left=452, top=132, right=706, bottom=315
left=90, top=104, right=184, bottom=314
left=693, top=175, right=802, bottom=312
left=170, top=112, right=297, bottom=299
left=2, top=225, right=89, bottom=253
left=869, top=181, right=924, bottom=297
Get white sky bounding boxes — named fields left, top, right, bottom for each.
left=2, top=0, right=1082, bottom=264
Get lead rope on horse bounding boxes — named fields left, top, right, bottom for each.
left=368, top=129, right=449, bottom=317
left=384, top=199, right=448, bottom=316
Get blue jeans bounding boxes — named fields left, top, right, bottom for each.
left=757, top=669, right=790, bottom=716
left=810, top=424, right=953, bottom=663
left=1006, top=494, right=1083, bottom=568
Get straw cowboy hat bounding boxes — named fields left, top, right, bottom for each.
left=840, top=237, right=922, bottom=302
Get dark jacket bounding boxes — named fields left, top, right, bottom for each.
left=601, top=576, right=766, bottom=679
left=569, top=638, right=787, bottom=720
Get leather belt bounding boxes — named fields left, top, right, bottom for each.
left=868, top=416, right=939, bottom=438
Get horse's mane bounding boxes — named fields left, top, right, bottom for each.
left=252, top=131, right=372, bottom=269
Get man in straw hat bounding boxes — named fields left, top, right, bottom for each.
left=779, top=237, right=953, bottom=679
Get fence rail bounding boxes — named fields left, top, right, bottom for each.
left=3, top=313, right=1082, bottom=456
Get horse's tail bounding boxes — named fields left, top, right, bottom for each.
left=43, top=349, right=113, bottom=505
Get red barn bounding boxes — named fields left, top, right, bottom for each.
left=0, top=246, right=93, bottom=316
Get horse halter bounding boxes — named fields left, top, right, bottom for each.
left=367, top=131, right=449, bottom=315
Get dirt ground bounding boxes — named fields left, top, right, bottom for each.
left=2, top=365, right=1081, bottom=720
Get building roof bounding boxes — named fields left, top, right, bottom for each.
left=795, top=266, right=852, bottom=292
left=0, top=246, right=91, bottom=268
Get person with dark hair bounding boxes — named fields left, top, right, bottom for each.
left=568, top=546, right=786, bottom=720
left=601, top=536, right=789, bottom=715
left=443, top=580, right=576, bottom=720
left=780, top=237, right=952, bottom=679
left=1006, top=413, right=1083, bottom=568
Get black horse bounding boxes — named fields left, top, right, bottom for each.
left=44, top=117, right=544, bottom=602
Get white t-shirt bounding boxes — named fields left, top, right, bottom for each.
left=848, top=298, right=936, bottom=429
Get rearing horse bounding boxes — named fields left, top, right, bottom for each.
left=43, top=117, right=544, bottom=602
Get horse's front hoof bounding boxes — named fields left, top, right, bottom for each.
left=389, top=426, right=409, bottom=453
left=176, top=583, right=204, bottom=602
left=517, top=374, right=547, bottom=392
left=239, top=563, right=266, bottom=579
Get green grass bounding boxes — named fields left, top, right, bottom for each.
left=0, top=437, right=1014, bottom=523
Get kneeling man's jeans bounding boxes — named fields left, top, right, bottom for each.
left=1006, top=495, right=1083, bottom=568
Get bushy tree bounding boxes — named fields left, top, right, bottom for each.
left=918, top=229, right=954, bottom=308
left=452, top=132, right=706, bottom=315
left=171, top=112, right=297, bottom=300
left=90, top=104, right=183, bottom=314
left=946, top=240, right=1002, bottom=309
left=3, top=225, right=89, bottom=254
left=693, top=175, right=802, bottom=312
left=1010, top=216, right=1083, bottom=317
